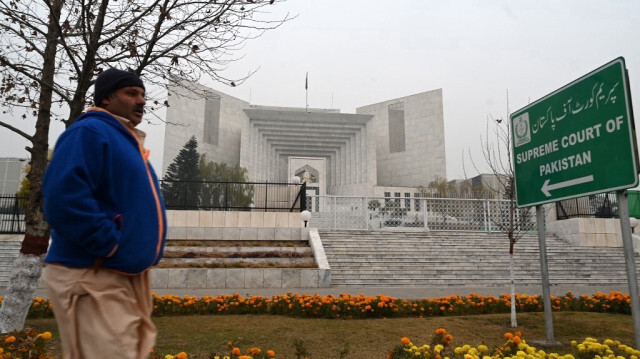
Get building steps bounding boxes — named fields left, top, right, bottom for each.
left=319, top=230, right=640, bottom=287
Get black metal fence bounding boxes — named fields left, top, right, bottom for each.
left=159, top=180, right=307, bottom=212
left=0, top=195, right=27, bottom=234
left=556, top=192, right=618, bottom=219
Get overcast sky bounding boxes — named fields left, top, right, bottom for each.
left=2, top=0, right=640, bottom=182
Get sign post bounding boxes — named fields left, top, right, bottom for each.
left=617, top=190, right=640, bottom=348
left=510, top=57, right=639, bottom=347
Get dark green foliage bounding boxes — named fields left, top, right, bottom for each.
left=199, top=155, right=253, bottom=208
left=161, top=136, right=202, bottom=208
left=161, top=136, right=253, bottom=209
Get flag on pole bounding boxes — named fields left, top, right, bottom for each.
left=305, top=72, right=308, bottom=90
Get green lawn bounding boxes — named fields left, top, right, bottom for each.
left=26, top=311, right=634, bottom=358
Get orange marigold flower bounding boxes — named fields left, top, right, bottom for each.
left=515, top=331, right=522, bottom=337
left=401, top=337, right=411, bottom=345
left=232, top=347, right=241, bottom=356
left=239, top=356, right=251, bottom=359
left=37, top=332, right=52, bottom=340
left=512, top=336, right=521, bottom=345
left=4, top=335, right=16, bottom=343
left=267, top=349, right=276, bottom=358
left=504, top=332, right=513, bottom=340
left=445, top=334, right=453, bottom=343
left=435, top=328, right=446, bottom=335
left=175, top=352, right=188, bottom=359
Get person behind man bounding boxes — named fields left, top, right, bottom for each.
left=42, top=68, right=166, bottom=359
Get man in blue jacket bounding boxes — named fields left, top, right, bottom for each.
left=42, top=68, right=166, bottom=359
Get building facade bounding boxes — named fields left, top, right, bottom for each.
left=0, top=157, right=27, bottom=195
left=163, top=81, right=446, bottom=197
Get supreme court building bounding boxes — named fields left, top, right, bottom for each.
left=163, top=81, right=446, bottom=199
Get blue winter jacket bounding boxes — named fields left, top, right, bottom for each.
left=43, top=110, right=166, bottom=274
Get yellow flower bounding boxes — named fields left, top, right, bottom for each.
left=165, top=356, right=175, bottom=359
left=604, top=339, right=614, bottom=346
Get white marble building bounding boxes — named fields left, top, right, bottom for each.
left=163, top=81, right=446, bottom=197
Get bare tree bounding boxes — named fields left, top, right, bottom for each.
left=0, top=0, right=289, bottom=332
left=465, top=92, right=536, bottom=327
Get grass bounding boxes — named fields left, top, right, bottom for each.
left=25, top=311, right=634, bottom=358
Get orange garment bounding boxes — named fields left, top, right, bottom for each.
left=43, top=264, right=156, bottom=359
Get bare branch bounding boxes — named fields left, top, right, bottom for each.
left=0, top=120, right=34, bottom=141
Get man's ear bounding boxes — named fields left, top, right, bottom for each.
left=100, top=93, right=113, bottom=107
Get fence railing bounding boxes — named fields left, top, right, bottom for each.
left=0, top=195, right=26, bottom=234
left=159, top=180, right=306, bottom=212
left=556, top=192, right=618, bottom=220
left=305, top=195, right=537, bottom=232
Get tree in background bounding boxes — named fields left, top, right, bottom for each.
left=466, top=93, right=537, bottom=327
left=0, top=0, right=289, bottom=332
left=162, top=136, right=202, bottom=208
left=199, top=155, right=253, bottom=209
left=427, top=175, right=458, bottom=198
left=161, top=137, right=253, bottom=209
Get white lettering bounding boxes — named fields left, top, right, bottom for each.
left=539, top=151, right=592, bottom=176
left=561, top=123, right=604, bottom=148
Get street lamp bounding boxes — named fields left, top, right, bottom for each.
left=300, top=210, right=311, bottom=228
left=630, top=217, right=638, bottom=233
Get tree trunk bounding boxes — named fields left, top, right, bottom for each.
left=509, top=242, right=517, bottom=327
left=0, top=0, right=62, bottom=333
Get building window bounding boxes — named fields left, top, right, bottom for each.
left=388, top=102, right=406, bottom=153
left=414, top=193, right=421, bottom=211
left=394, top=192, right=401, bottom=206
left=384, top=191, right=391, bottom=206
left=203, top=91, right=221, bottom=145
left=404, top=193, right=411, bottom=210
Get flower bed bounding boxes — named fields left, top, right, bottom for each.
left=0, top=330, right=53, bottom=359
left=387, top=328, right=640, bottom=359
left=3, top=328, right=639, bottom=359
left=2, top=291, right=633, bottom=319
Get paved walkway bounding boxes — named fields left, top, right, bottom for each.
left=146, top=284, right=632, bottom=299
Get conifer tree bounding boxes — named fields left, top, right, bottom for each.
left=162, top=136, right=202, bottom=208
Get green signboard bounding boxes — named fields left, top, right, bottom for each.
left=511, top=57, right=638, bottom=207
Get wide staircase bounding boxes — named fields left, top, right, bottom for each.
left=320, top=230, right=640, bottom=287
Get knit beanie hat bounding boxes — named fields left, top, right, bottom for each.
left=93, top=68, right=145, bottom=106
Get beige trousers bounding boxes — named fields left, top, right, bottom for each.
left=43, top=264, right=156, bottom=359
